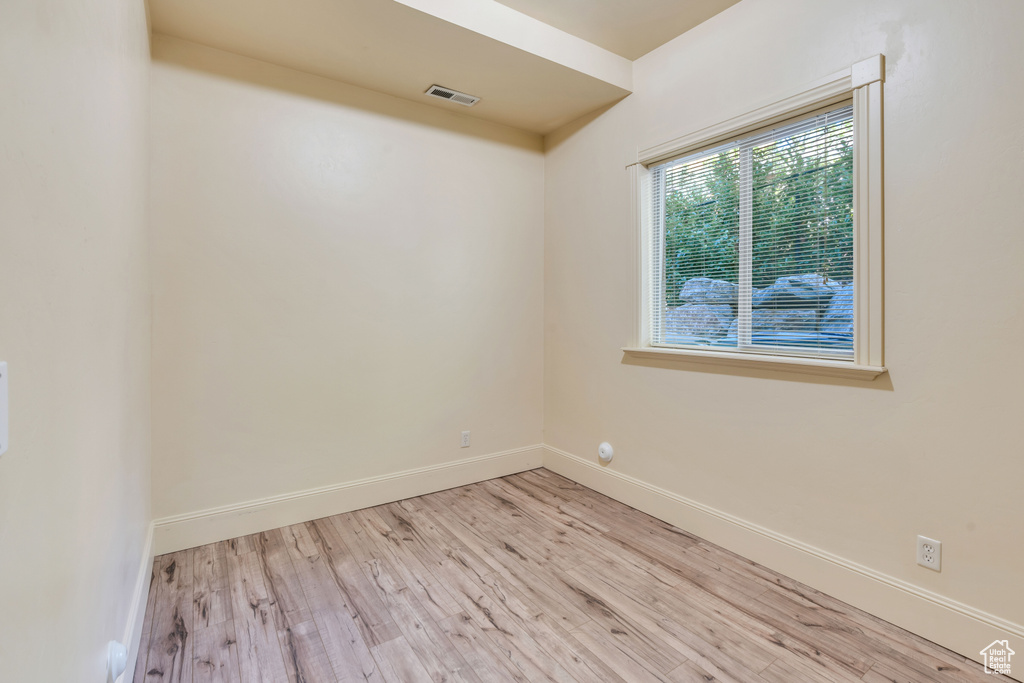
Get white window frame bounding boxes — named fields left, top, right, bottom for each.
left=624, top=55, right=886, bottom=380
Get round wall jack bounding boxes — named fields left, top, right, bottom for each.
left=107, top=640, right=128, bottom=682
left=598, top=442, right=614, bottom=464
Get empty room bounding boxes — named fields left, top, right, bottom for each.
left=2, top=0, right=1023, bottom=681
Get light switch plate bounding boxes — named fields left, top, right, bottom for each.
left=0, top=362, right=7, bottom=456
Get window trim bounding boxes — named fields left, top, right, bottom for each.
left=624, top=55, right=886, bottom=380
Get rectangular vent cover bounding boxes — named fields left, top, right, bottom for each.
left=425, top=84, right=480, bottom=107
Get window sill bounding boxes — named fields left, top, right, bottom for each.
left=621, top=346, right=887, bottom=380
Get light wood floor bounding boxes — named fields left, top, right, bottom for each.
left=134, top=469, right=997, bottom=683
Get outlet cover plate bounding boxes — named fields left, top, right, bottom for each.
left=917, top=535, right=941, bottom=572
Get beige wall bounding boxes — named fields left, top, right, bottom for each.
left=0, top=0, right=152, bottom=680
left=149, top=37, right=545, bottom=519
left=545, top=0, right=1024, bottom=647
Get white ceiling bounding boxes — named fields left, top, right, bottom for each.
left=493, top=0, right=742, bottom=59
left=148, top=0, right=737, bottom=133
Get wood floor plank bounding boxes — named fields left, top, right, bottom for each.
left=312, top=607, right=385, bottom=682
left=735, top=588, right=875, bottom=679
left=508, top=470, right=585, bottom=504
left=541, top=568, right=687, bottom=674
left=511, top=471, right=645, bottom=528
left=138, top=470, right=999, bottom=683
left=570, top=619, right=673, bottom=683
left=438, top=612, right=532, bottom=683
left=472, top=478, right=621, bottom=564
left=859, top=651, right=984, bottom=683
left=478, top=478, right=595, bottom=538
left=192, top=619, right=242, bottom=683
left=371, top=636, right=435, bottom=683
left=513, top=472, right=707, bottom=567
left=414, top=490, right=512, bottom=576
left=497, top=476, right=691, bottom=589
left=428, top=557, right=577, bottom=682
left=278, top=619, right=338, bottom=683
left=426, top=486, right=687, bottom=675
left=565, top=565, right=762, bottom=682
left=253, top=528, right=338, bottom=683
left=484, top=477, right=612, bottom=540
left=379, top=498, right=497, bottom=586
left=336, top=529, right=482, bottom=683
left=490, top=476, right=613, bottom=536
left=483, top=476, right=613, bottom=542
left=417, top=488, right=595, bottom=631
left=194, top=542, right=232, bottom=631
left=143, top=550, right=194, bottom=683
left=351, top=507, right=463, bottom=621
left=281, top=522, right=321, bottom=560
left=757, top=656, right=842, bottom=683
left=603, top=527, right=767, bottom=601
left=132, top=640, right=151, bottom=683
left=478, top=570, right=627, bottom=683
left=489, top=563, right=591, bottom=632
left=568, top=561, right=778, bottom=677
left=306, top=518, right=403, bottom=648
left=378, top=499, right=465, bottom=568
left=862, top=660, right=924, bottom=683
left=667, top=659, right=727, bottom=683
left=226, top=551, right=290, bottom=682
left=379, top=569, right=482, bottom=682
left=283, top=527, right=384, bottom=682
left=439, top=480, right=701, bottom=663
left=759, top=578, right=985, bottom=681
left=665, top=570, right=866, bottom=682
left=519, top=470, right=770, bottom=594
left=286, top=538, right=342, bottom=609
left=255, top=528, right=313, bottom=624
left=476, top=483, right=686, bottom=594
left=226, top=535, right=253, bottom=555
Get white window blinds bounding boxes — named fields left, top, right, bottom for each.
left=650, top=104, right=855, bottom=359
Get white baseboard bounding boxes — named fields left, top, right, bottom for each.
left=152, top=445, right=544, bottom=555
left=541, top=445, right=1024, bottom=667
left=121, top=522, right=154, bottom=683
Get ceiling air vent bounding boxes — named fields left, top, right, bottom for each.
left=425, top=84, right=480, bottom=107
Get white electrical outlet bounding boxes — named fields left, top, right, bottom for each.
left=460, top=431, right=470, bottom=448
left=917, top=535, right=941, bottom=571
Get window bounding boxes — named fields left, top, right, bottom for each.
left=627, top=56, right=885, bottom=379
left=651, top=105, right=854, bottom=358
